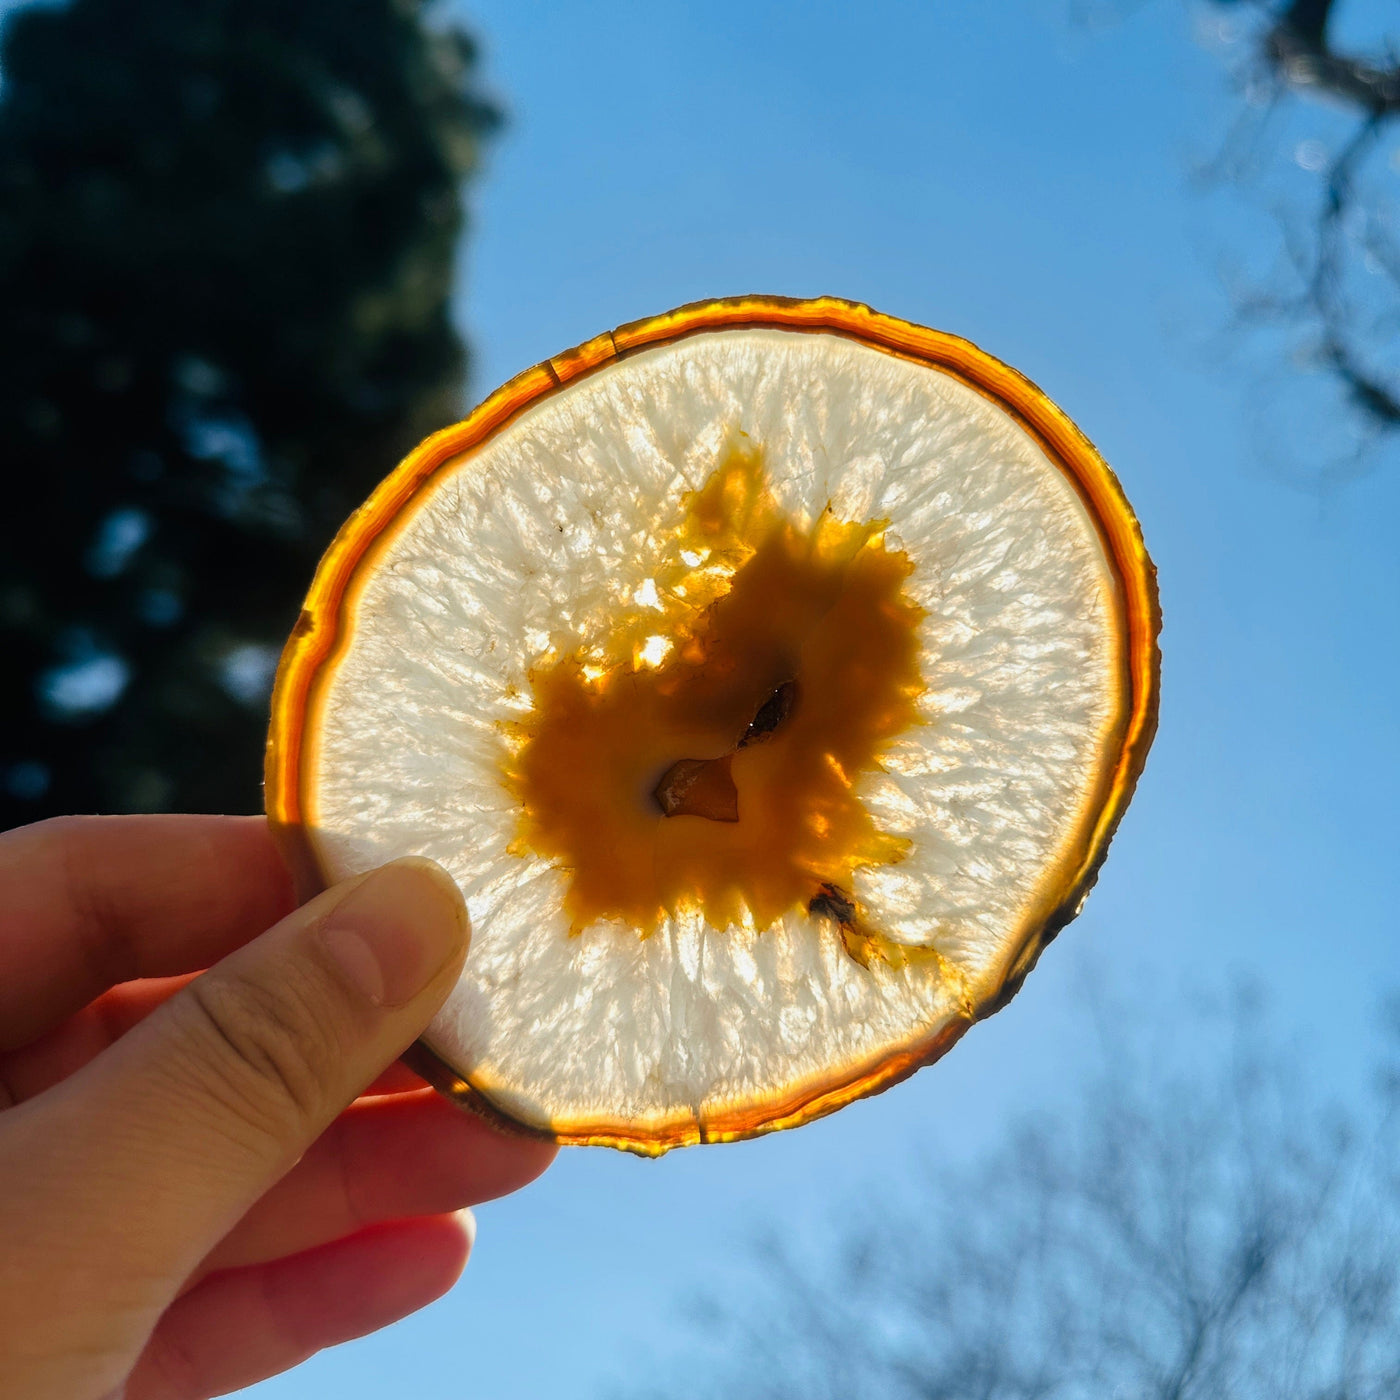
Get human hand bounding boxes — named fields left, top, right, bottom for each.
left=0, top=815, right=556, bottom=1400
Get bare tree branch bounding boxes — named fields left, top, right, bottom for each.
left=617, top=1002, right=1400, bottom=1400
left=1266, top=1, right=1400, bottom=115
left=1207, top=0, right=1400, bottom=465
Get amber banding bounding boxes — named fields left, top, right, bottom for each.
left=502, top=446, right=924, bottom=937
left=265, top=294, right=1162, bottom=1156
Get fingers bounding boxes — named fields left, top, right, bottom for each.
left=0, top=976, right=196, bottom=1107
left=0, top=816, right=293, bottom=1051
left=127, top=1214, right=473, bottom=1400
left=196, top=1090, right=555, bottom=1278
left=1, top=976, right=424, bottom=1107
left=9, top=858, right=471, bottom=1321
left=364, top=1060, right=434, bottom=1096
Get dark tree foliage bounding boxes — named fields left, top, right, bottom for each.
left=0, top=0, right=498, bottom=826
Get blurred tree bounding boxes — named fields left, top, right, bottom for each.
left=1074, top=0, right=1398, bottom=477
left=0, top=0, right=498, bottom=825
left=1202, top=0, right=1400, bottom=475
left=622, top=1003, right=1400, bottom=1400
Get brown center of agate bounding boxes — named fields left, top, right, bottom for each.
left=503, top=445, right=926, bottom=936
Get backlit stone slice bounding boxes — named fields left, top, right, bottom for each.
left=266, top=297, right=1159, bottom=1155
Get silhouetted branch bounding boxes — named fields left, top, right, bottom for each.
left=1208, top=0, right=1400, bottom=463
left=1265, top=1, right=1400, bottom=115
left=616, top=1001, right=1400, bottom=1399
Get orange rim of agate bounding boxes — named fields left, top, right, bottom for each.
left=265, top=295, right=1161, bottom=1156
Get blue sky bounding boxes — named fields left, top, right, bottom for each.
left=249, top=3, right=1400, bottom=1396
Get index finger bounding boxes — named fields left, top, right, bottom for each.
left=0, top=815, right=294, bottom=1051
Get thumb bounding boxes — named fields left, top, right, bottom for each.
left=30, top=857, right=470, bottom=1292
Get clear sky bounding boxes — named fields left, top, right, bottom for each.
left=248, top=2, right=1400, bottom=1396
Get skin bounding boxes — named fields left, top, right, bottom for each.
left=0, top=815, right=557, bottom=1400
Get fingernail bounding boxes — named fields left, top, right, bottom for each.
left=457, top=1207, right=477, bottom=1254
left=319, top=858, right=469, bottom=1007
